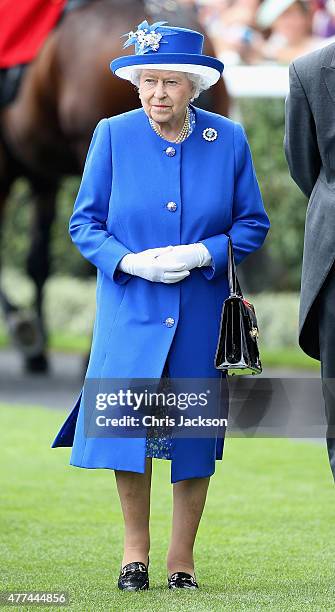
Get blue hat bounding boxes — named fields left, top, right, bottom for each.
left=110, top=20, right=224, bottom=87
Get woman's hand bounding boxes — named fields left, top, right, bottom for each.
left=118, top=246, right=190, bottom=283
left=166, top=243, right=212, bottom=270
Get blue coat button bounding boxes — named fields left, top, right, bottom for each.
left=165, top=147, right=176, bottom=157
left=164, top=317, right=175, bottom=327
left=166, top=201, right=177, bottom=212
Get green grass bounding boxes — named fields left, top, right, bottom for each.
left=261, top=348, right=320, bottom=370
left=0, top=332, right=320, bottom=370
left=1, top=404, right=334, bottom=611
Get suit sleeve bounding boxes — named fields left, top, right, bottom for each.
left=284, top=61, right=321, bottom=198
left=199, top=122, right=270, bottom=280
left=68, top=118, right=133, bottom=284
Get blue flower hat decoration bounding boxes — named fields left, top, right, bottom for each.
left=110, top=20, right=224, bottom=87
left=122, top=20, right=177, bottom=55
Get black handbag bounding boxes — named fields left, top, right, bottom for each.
left=214, top=237, right=262, bottom=376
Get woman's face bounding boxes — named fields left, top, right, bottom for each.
left=273, top=2, right=311, bottom=41
left=138, top=69, right=194, bottom=124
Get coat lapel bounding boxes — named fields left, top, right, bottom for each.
left=322, top=66, right=335, bottom=103
left=322, top=46, right=335, bottom=103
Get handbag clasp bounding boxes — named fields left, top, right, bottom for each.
left=249, top=326, right=259, bottom=339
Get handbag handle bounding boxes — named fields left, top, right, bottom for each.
left=228, top=236, right=243, bottom=297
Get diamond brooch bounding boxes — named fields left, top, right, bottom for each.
left=202, top=127, right=218, bottom=142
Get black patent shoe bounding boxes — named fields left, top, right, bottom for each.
left=168, top=571, right=199, bottom=589
left=118, top=556, right=149, bottom=591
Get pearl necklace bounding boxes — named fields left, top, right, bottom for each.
left=149, top=106, right=190, bottom=144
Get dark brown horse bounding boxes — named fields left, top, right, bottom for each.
left=0, top=0, right=229, bottom=372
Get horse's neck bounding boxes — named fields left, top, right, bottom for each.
left=62, top=0, right=196, bottom=29
left=63, top=0, right=144, bottom=16
left=144, top=0, right=195, bottom=28
left=62, top=0, right=94, bottom=15
left=65, top=0, right=196, bottom=27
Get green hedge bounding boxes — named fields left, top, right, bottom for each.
left=239, top=98, right=307, bottom=291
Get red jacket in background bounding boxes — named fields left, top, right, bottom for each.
left=0, top=0, right=66, bottom=68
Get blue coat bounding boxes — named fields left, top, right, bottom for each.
left=51, top=104, right=270, bottom=482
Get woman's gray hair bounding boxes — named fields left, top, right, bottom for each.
left=129, top=68, right=211, bottom=100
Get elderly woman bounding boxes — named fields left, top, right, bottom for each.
left=52, top=21, right=270, bottom=591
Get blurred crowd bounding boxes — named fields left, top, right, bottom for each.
left=178, top=0, right=335, bottom=64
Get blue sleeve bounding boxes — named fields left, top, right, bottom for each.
left=68, top=118, right=133, bottom=284
left=199, top=122, right=270, bottom=280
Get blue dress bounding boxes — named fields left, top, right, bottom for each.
left=145, top=106, right=196, bottom=460
left=145, top=357, right=173, bottom=459
left=51, top=103, right=270, bottom=483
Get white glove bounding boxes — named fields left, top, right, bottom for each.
left=167, top=243, right=212, bottom=270
left=117, top=246, right=190, bottom=284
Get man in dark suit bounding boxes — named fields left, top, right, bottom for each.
left=284, top=41, right=335, bottom=482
